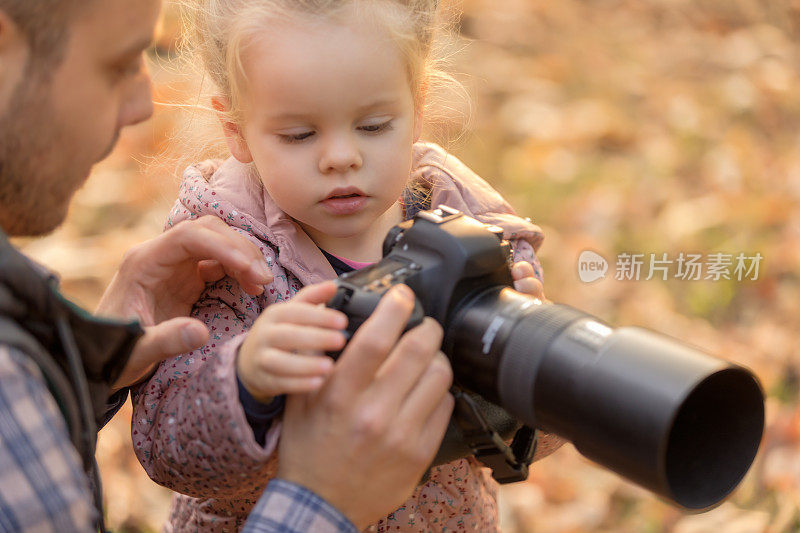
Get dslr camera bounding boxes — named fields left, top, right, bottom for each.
left=327, top=205, right=764, bottom=510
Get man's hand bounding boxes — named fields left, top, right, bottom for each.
left=276, top=283, right=454, bottom=530
left=97, top=216, right=273, bottom=390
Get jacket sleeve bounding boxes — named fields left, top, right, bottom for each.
left=131, top=243, right=283, bottom=499
left=243, top=479, right=358, bottom=533
left=0, top=345, right=98, bottom=531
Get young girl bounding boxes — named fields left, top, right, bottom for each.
left=133, top=0, right=561, bottom=530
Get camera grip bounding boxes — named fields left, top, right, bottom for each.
left=326, top=283, right=426, bottom=359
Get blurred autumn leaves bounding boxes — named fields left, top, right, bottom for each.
left=14, top=0, right=800, bottom=531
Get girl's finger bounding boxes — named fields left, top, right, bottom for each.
left=511, top=261, right=535, bottom=280
left=262, top=324, right=347, bottom=352
left=257, top=375, right=328, bottom=396
left=292, top=281, right=340, bottom=305
left=257, top=349, right=334, bottom=377
left=267, top=301, right=348, bottom=330
left=514, top=277, right=544, bottom=298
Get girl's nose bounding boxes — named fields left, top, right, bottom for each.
left=319, top=133, right=363, bottom=174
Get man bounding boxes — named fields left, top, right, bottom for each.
left=0, top=0, right=454, bottom=531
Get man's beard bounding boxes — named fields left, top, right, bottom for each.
left=0, top=68, right=89, bottom=237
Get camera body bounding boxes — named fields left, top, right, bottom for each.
left=327, top=205, right=525, bottom=401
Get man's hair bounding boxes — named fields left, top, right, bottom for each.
left=0, top=0, right=86, bottom=68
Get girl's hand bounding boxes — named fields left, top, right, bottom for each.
left=511, top=260, right=545, bottom=300
left=237, top=283, right=348, bottom=404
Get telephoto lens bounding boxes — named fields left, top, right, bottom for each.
left=446, top=290, right=764, bottom=510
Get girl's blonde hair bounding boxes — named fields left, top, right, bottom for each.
left=169, top=0, right=470, bottom=166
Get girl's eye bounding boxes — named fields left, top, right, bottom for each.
left=359, top=120, right=393, bottom=134
left=279, top=131, right=315, bottom=144
left=112, top=57, right=143, bottom=80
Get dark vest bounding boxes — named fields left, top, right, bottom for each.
left=0, top=229, right=143, bottom=529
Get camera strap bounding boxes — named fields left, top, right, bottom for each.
left=451, top=388, right=538, bottom=484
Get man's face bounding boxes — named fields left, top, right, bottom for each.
left=0, top=0, right=160, bottom=237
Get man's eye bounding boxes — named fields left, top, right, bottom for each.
left=279, top=131, right=315, bottom=144
left=359, top=120, right=393, bottom=134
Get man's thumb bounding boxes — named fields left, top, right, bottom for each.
left=113, top=318, right=209, bottom=391
left=138, top=318, right=209, bottom=365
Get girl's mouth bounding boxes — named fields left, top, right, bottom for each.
left=321, top=187, right=368, bottom=215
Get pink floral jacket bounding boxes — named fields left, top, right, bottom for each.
left=132, top=143, right=545, bottom=532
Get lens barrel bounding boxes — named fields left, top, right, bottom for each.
left=448, top=288, right=764, bottom=510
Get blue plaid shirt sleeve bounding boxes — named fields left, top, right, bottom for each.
left=243, top=479, right=358, bottom=533
left=0, top=345, right=97, bottom=531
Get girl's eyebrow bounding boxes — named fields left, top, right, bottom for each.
left=269, top=111, right=312, bottom=122
left=268, top=98, right=401, bottom=122
left=355, top=98, right=400, bottom=112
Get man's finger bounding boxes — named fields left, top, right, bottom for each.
left=198, top=259, right=225, bottom=282
left=415, top=392, right=455, bottom=457
left=395, top=352, right=453, bottom=428
left=112, top=318, right=209, bottom=390
left=163, top=217, right=272, bottom=285
left=372, top=318, right=443, bottom=401
left=331, top=285, right=415, bottom=393
left=189, top=225, right=272, bottom=284
left=199, top=259, right=266, bottom=296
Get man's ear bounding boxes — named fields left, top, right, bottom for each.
left=212, top=96, right=253, bottom=164
left=0, top=9, right=30, bottom=108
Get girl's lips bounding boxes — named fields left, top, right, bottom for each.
left=320, top=195, right=368, bottom=215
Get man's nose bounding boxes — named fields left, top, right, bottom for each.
left=318, top=132, right=363, bottom=174
left=118, top=73, right=154, bottom=129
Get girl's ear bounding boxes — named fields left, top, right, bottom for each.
left=413, top=82, right=428, bottom=142
left=413, top=105, right=424, bottom=142
left=212, top=96, right=253, bottom=164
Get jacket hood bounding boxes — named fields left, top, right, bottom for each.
left=168, top=143, right=544, bottom=284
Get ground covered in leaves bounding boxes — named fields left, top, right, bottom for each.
left=15, top=0, right=800, bottom=531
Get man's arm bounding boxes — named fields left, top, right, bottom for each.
left=0, top=345, right=97, bottom=531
